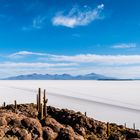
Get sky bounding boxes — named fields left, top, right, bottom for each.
left=0, top=0, right=140, bottom=78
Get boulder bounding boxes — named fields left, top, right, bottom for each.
left=43, top=126, right=57, bottom=140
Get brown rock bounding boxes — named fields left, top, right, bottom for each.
left=0, top=136, right=18, bottom=140
left=21, top=118, right=42, bottom=139
left=57, top=126, right=84, bottom=140
left=57, top=126, right=75, bottom=140
left=44, top=117, right=64, bottom=132
left=0, top=118, right=7, bottom=126
left=74, top=124, right=86, bottom=136
left=129, top=138, right=140, bottom=140
left=0, top=129, right=5, bottom=138
left=43, top=126, right=57, bottom=140
left=86, top=134, right=98, bottom=140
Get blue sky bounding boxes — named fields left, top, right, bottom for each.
left=0, top=0, right=140, bottom=78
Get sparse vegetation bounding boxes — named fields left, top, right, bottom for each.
left=0, top=89, right=139, bottom=140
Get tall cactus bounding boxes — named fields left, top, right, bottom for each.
left=133, top=123, right=135, bottom=130
left=43, top=89, right=46, bottom=105
left=38, top=88, right=41, bottom=112
left=3, top=102, right=6, bottom=107
left=107, top=122, right=110, bottom=137
left=43, top=89, right=48, bottom=118
left=14, top=100, right=17, bottom=110
left=37, top=94, right=39, bottom=110
left=84, top=112, right=87, bottom=116
left=37, top=88, right=48, bottom=119
left=124, top=123, right=126, bottom=128
left=40, top=103, right=43, bottom=120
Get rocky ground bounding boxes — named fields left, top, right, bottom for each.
left=0, top=104, right=139, bottom=140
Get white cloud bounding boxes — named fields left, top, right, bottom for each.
left=22, top=16, right=46, bottom=31
left=8, top=51, right=140, bottom=65
left=112, top=43, right=136, bottom=49
left=1, top=62, right=140, bottom=79
left=52, top=4, right=104, bottom=28
left=9, top=51, right=47, bottom=58
left=32, top=16, right=46, bottom=29
left=68, top=65, right=140, bottom=79
left=0, top=62, right=77, bottom=68
left=6, top=51, right=140, bottom=78
left=97, top=4, right=104, bottom=9
left=9, top=51, right=140, bottom=65
left=0, top=62, right=78, bottom=78
left=0, top=67, right=78, bottom=79
left=47, top=54, right=140, bottom=65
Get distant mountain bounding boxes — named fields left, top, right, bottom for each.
left=3, top=73, right=116, bottom=80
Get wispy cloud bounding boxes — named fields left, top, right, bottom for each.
left=74, top=65, right=140, bottom=79
left=44, top=54, right=140, bottom=65
left=52, top=4, right=104, bottom=28
left=22, top=16, right=46, bottom=31
left=8, top=51, right=140, bottom=65
left=9, top=51, right=47, bottom=58
left=112, top=43, right=136, bottom=49
left=0, top=62, right=78, bottom=68
left=32, top=16, right=46, bottom=29
left=0, top=62, right=78, bottom=78
left=6, top=51, right=140, bottom=78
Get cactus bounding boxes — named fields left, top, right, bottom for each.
left=124, top=123, right=126, bottom=128
left=3, top=102, right=6, bottom=107
left=107, top=122, right=110, bottom=137
left=37, top=94, right=39, bottom=110
left=44, top=99, right=48, bottom=118
left=84, top=112, right=87, bottom=116
left=15, top=100, right=17, bottom=109
left=14, top=100, right=17, bottom=113
left=38, top=88, right=41, bottom=112
left=43, top=89, right=48, bottom=118
left=43, top=89, right=46, bottom=104
left=133, top=123, right=135, bottom=130
left=40, top=103, right=43, bottom=120
left=37, top=88, right=48, bottom=119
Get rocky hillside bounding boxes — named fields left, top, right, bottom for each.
left=0, top=104, right=139, bottom=140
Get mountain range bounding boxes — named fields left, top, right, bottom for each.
left=3, top=73, right=116, bottom=80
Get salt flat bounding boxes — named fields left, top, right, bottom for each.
left=0, top=80, right=140, bottom=129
